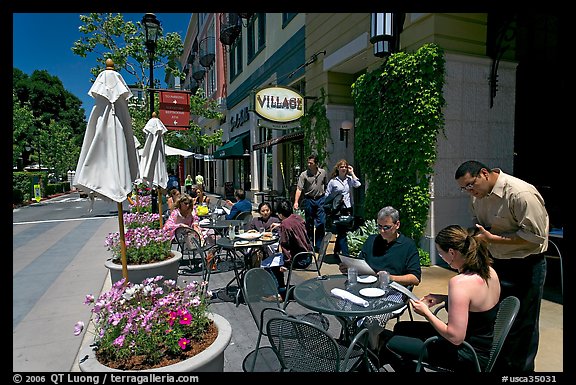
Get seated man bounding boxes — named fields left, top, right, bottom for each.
left=339, top=206, right=421, bottom=351
left=269, top=199, right=313, bottom=298
left=225, top=188, right=252, bottom=220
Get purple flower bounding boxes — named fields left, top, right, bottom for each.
left=73, top=321, right=84, bottom=336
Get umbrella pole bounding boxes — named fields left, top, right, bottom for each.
left=117, top=202, right=129, bottom=284
left=158, top=188, right=164, bottom=227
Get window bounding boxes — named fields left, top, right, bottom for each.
left=247, top=13, right=266, bottom=63
left=282, top=13, right=297, bottom=27
left=229, top=33, right=243, bottom=81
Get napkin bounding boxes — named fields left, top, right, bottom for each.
left=199, top=218, right=210, bottom=225
left=330, top=288, right=369, bottom=307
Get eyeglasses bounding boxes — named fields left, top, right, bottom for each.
left=459, top=175, right=478, bottom=192
left=377, top=224, right=394, bottom=231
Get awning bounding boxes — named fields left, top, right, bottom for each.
left=252, top=131, right=304, bottom=151
left=214, top=132, right=250, bottom=159
left=138, top=144, right=194, bottom=157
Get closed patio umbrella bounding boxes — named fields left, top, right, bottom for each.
left=138, top=113, right=169, bottom=223
left=74, top=58, right=139, bottom=282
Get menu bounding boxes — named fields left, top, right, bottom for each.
left=390, top=281, right=419, bottom=301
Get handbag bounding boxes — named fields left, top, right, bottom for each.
left=333, top=215, right=355, bottom=229
left=196, top=205, right=209, bottom=216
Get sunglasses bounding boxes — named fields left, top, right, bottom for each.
left=377, top=224, right=394, bottom=231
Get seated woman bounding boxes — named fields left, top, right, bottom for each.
left=163, top=193, right=200, bottom=240
left=166, top=188, right=181, bottom=213
left=193, top=186, right=211, bottom=207
left=384, top=224, right=500, bottom=372
left=269, top=199, right=313, bottom=298
left=246, top=201, right=280, bottom=267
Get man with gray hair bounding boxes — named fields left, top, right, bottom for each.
left=339, top=206, right=421, bottom=351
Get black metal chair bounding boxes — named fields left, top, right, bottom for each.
left=174, top=226, right=214, bottom=272
left=404, top=296, right=520, bottom=372
left=266, top=315, right=370, bottom=372
left=241, top=268, right=330, bottom=372
left=284, top=232, right=333, bottom=294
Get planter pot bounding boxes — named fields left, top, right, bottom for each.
left=79, top=313, right=232, bottom=372
left=105, top=250, right=182, bottom=285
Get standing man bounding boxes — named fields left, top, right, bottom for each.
left=195, top=173, right=205, bottom=191
left=293, top=154, right=329, bottom=252
left=455, top=160, right=549, bottom=372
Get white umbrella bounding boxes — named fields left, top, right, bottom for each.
left=74, top=63, right=139, bottom=202
left=74, top=59, right=139, bottom=282
left=139, top=114, right=169, bottom=190
left=138, top=114, right=169, bottom=224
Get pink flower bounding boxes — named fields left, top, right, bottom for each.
left=179, top=310, right=192, bottom=325
left=178, top=338, right=190, bottom=350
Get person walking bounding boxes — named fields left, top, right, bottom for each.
left=195, top=173, right=205, bottom=191
left=454, top=160, right=549, bottom=372
left=324, top=159, right=361, bottom=257
left=385, top=224, right=501, bottom=372
left=184, top=174, right=194, bottom=195
left=293, top=154, right=329, bottom=252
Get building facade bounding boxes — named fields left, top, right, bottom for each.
left=176, top=13, right=562, bottom=263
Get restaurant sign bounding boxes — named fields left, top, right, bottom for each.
left=254, top=86, right=304, bottom=123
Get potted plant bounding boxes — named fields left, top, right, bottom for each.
left=74, top=276, right=231, bottom=371
left=104, top=209, right=181, bottom=284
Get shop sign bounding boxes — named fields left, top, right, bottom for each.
left=230, top=106, right=250, bottom=131
left=254, top=86, right=303, bottom=123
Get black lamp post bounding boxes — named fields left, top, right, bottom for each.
left=142, top=13, right=162, bottom=118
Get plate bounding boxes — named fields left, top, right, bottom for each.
left=359, top=288, right=386, bottom=298
left=357, top=275, right=377, bottom=284
left=234, top=240, right=250, bottom=245
left=236, top=232, right=262, bottom=240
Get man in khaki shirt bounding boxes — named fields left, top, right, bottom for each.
left=455, top=160, right=549, bottom=372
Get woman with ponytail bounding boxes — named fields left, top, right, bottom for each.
left=384, top=225, right=501, bottom=372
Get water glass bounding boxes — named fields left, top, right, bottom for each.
left=378, top=270, right=390, bottom=290
left=347, top=267, right=358, bottom=285
left=229, top=226, right=236, bottom=240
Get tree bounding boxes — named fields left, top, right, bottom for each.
left=13, top=68, right=86, bottom=174
left=72, top=13, right=223, bottom=155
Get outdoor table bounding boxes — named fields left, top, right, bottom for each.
left=202, top=219, right=246, bottom=237
left=293, top=274, right=406, bottom=343
left=215, top=235, right=279, bottom=305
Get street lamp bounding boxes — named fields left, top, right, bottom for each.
left=142, top=13, right=162, bottom=118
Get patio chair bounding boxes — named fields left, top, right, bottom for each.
left=174, top=226, right=214, bottom=272
left=389, top=295, right=520, bottom=372
left=266, top=315, right=370, bottom=372
left=284, top=232, right=333, bottom=295
left=241, top=268, right=330, bottom=372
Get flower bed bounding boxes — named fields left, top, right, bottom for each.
left=74, top=276, right=215, bottom=370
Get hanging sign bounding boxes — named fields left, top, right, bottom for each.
left=159, top=90, right=191, bottom=130
left=254, top=86, right=304, bottom=123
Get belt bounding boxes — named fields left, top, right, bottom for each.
left=306, top=195, right=324, bottom=200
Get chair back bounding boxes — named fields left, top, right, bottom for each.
left=235, top=211, right=253, bottom=225
left=187, top=235, right=214, bottom=285
left=485, top=295, right=520, bottom=372
left=316, top=232, right=333, bottom=270
left=243, top=268, right=283, bottom=332
left=174, top=227, right=201, bottom=259
left=266, top=316, right=342, bottom=372
left=266, top=316, right=368, bottom=372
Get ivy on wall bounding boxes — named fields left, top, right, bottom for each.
left=351, top=43, right=446, bottom=242
left=300, top=88, right=332, bottom=168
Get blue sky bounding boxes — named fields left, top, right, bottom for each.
left=13, top=13, right=192, bottom=120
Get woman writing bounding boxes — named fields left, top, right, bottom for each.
left=385, top=224, right=501, bottom=372
left=324, top=159, right=361, bottom=257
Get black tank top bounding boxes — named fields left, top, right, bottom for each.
left=458, top=302, right=500, bottom=368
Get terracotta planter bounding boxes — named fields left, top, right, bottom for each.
left=79, top=313, right=232, bottom=372
left=105, top=250, right=182, bottom=285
